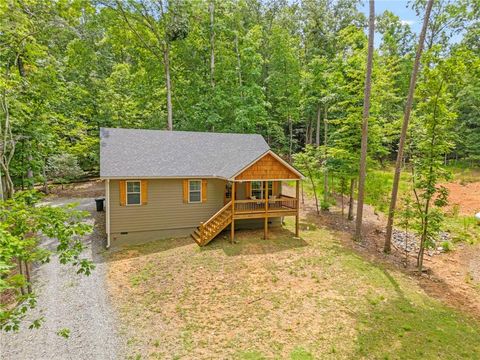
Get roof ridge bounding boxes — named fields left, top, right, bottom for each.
left=100, top=127, right=267, bottom=138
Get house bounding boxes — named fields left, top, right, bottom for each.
left=100, top=128, right=303, bottom=248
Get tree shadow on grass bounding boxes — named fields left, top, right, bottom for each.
left=202, top=227, right=309, bottom=257
left=355, top=269, right=480, bottom=359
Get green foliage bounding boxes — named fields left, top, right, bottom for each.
left=0, top=190, right=93, bottom=331
left=46, top=154, right=84, bottom=186
left=56, top=328, right=71, bottom=339
left=1, top=0, right=479, bottom=194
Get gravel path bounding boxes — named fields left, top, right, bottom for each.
left=0, top=198, right=123, bottom=360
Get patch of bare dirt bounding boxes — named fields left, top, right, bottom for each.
left=45, top=179, right=105, bottom=198
left=441, top=181, right=480, bottom=216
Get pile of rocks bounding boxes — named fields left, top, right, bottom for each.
left=392, top=229, right=419, bottom=254
left=392, top=229, right=452, bottom=256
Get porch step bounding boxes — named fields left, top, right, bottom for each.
left=191, top=201, right=232, bottom=246
left=191, top=232, right=201, bottom=245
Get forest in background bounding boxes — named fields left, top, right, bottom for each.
left=1, top=0, right=480, bottom=332
left=0, top=0, right=479, bottom=194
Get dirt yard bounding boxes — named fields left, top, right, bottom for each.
left=442, top=181, right=480, bottom=215
left=106, top=220, right=480, bottom=359
left=42, top=179, right=105, bottom=198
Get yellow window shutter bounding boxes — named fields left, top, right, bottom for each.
left=119, top=180, right=126, bottom=206
left=246, top=182, right=251, bottom=197
left=202, top=179, right=207, bottom=202
left=183, top=179, right=188, bottom=203
left=141, top=180, right=148, bottom=205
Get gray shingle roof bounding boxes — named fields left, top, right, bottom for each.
left=100, top=128, right=270, bottom=179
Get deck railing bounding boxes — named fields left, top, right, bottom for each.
left=234, top=196, right=297, bottom=213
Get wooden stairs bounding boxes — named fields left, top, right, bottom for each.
left=191, top=201, right=232, bottom=246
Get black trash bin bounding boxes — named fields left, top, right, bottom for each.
left=95, top=197, right=105, bottom=212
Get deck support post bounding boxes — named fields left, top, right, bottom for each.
left=231, top=181, right=235, bottom=243
left=295, top=180, right=300, bottom=237
left=264, top=181, right=268, bottom=239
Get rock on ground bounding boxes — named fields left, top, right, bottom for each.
left=0, top=198, right=123, bottom=360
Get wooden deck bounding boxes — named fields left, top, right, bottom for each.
left=233, top=196, right=297, bottom=219
left=192, top=150, right=302, bottom=246
left=192, top=192, right=299, bottom=246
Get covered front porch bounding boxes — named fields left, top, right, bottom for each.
left=229, top=151, right=302, bottom=242
left=229, top=180, right=300, bottom=240
left=192, top=151, right=303, bottom=246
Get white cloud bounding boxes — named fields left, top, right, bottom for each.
left=401, top=20, right=415, bottom=26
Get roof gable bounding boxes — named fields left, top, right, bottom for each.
left=234, top=151, right=302, bottom=180
left=100, top=128, right=270, bottom=179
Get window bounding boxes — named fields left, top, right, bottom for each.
left=189, top=180, right=202, bottom=203
left=126, top=181, right=141, bottom=205
left=251, top=181, right=263, bottom=199
left=225, top=182, right=232, bottom=200
left=251, top=181, right=273, bottom=199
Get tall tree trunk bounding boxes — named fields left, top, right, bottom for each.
left=24, top=260, right=32, bottom=294
left=17, top=55, right=26, bottom=78
left=0, top=167, right=3, bottom=201
left=354, top=0, right=375, bottom=241
left=384, top=0, right=434, bottom=253
left=308, top=121, right=313, bottom=145
left=323, top=106, right=328, bottom=205
left=163, top=42, right=173, bottom=131
left=42, top=159, right=49, bottom=194
left=27, top=154, right=33, bottom=188
left=305, top=166, right=319, bottom=215
left=288, top=117, right=293, bottom=163
left=234, top=32, right=242, bottom=89
left=348, top=178, right=355, bottom=221
left=316, top=104, right=321, bottom=146
left=301, top=180, right=304, bottom=205
left=17, top=259, right=25, bottom=296
left=0, top=80, right=16, bottom=199
left=305, top=121, right=310, bottom=145
left=209, top=0, right=215, bottom=88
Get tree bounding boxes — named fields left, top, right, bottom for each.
left=266, top=19, right=301, bottom=161
left=104, top=0, right=190, bottom=131
left=46, top=154, right=84, bottom=189
left=0, top=191, right=94, bottom=331
left=384, top=0, right=434, bottom=253
left=410, top=48, right=459, bottom=271
left=354, top=0, right=375, bottom=241
left=294, top=145, right=321, bottom=214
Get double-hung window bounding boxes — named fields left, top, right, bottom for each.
left=126, top=181, right=141, bottom=205
left=189, top=180, right=202, bottom=203
left=251, top=181, right=273, bottom=199
left=251, top=181, right=263, bottom=199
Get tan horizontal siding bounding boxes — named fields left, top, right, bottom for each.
left=109, top=179, right=225, bottom=233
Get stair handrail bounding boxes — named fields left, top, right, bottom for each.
left=203, top=200, right=232, bottom=229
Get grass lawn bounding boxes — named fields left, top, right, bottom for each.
left=106, top=220, right=480, bottom=359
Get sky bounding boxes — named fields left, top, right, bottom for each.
left=359, top=0, right=465, bottom=45
left=358, top=0, right=422, bottom=47
left=359, top=0, right=422, bottom=34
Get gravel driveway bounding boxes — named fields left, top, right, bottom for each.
left=0, top=198, right=123, bottom=360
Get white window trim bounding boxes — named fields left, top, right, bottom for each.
left=188, top=179, right=202, bottom=204
left=126, top=180, right=142, bottom=206
left=250, top=181, right=273, bottom=199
